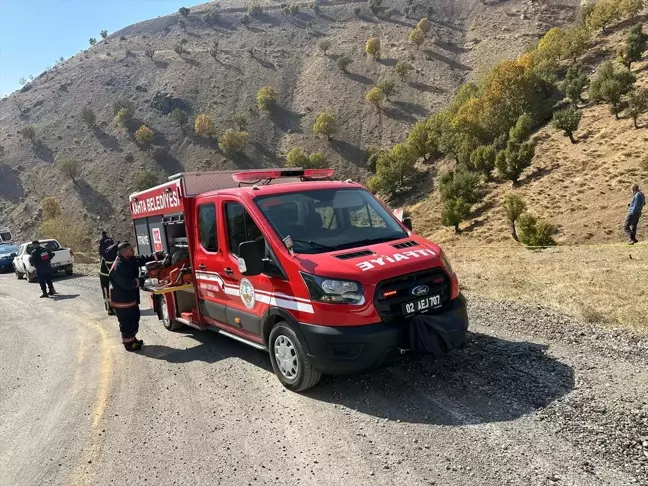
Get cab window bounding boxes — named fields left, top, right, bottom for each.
left=225, top=203, right=263, bottom=256
left=198, top=203, right=218, bottom=252
left=348, top=205, right=387, bottom=228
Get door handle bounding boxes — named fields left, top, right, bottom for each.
left=224, top=267, right=234, bottom=276
left=198, top=264, right=206, bottom=270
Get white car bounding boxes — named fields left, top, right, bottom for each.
left=13, top=239, right=74, bottom=282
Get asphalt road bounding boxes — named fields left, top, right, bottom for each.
left=1, top=272, right=647, bottom=486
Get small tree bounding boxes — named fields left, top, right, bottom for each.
left=365, top=37, right=381, bottom=60
left=313, top=111, right=337, bottom=140
left=407, top=121, right=439, bottom=162
left=495, top=141, right=535, bottom=185
left=256, top=86, right=278, bottom=111
left=113, top=98, right=134, bottom=118
left=417, top=18, right=431, bottom=35
left=100, top=29, right=108, bottom=39
left=134, top=171, right=160, bottom=191
left=377, top=80, right=397, bottom=101
left=552, top=108, right=582, bottom=143
left=41, top=197, right=61, bottom=219
left=617, top=23, right=647, bottom=70
left=337, top=56, right=352, bottom=73
left=509, top=113, right=534, bottom=143
left=441, top=198, right=471, bottom=233
left=79, top=106, right=96, bottom=128
left=233, top=113, right=248, bottom=130
left=20, top=125, right=36, bottom=142
left=171, top=108, right=188, bottom=131
left=286, top=147, right=310, bottom=168
left=627, top=88, right=648, bottom=128
left=308, top=152, right=327, bottom=168
left=116, top=108, right=133, bottom=126
left=517, top=213, right=556, bottom=247
left=564, top=64, right=588, bottom=105
left=219, top=129, right=249, bottom=156
left=409, top=28, right=425, bottom=49
left=135, top=125, right=155, bottom=146
left=58, top=158, right=81, bottom=183
left=89, top=38, right=97, bottom=46
left=394, top=61, right=413, bottom=81
left=179, top=7, right=190, bottom=16
left=317, top=39, right=331, bottom=55
left=469, top=145, right=497, bottom=178
left=195, top=114, right=216, bottom=137
left=144, top=48, right=155, bottom=59
left=173, top=43, right=186, bottom=56
left=437, top=170, right=482, bottom=204
left=590, top=61, right=636, bottom=119
left=368, top=143, right=418, bottom=197
left=209, top=41, right=219, bottom=60
left=19, top=77, right=27, bottom=86
left=502, top=194, right=526, bottom=241
left=366, top=87, right=385, bottom=109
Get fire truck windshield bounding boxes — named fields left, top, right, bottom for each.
left=255, top=188, right=408, bottom=254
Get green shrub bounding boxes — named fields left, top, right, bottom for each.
left=144, top=48, right=155, bottom=59
left=495, top=140, right=535, bottom=184
left=195, top=114, right=216, bottom=137
left=20, top=125, right=36, bottom=142
left=100, top=29, right=108, bottom=39
left=89, top=38, right=97, bottom=46
left=113, top=98, right=134, bottom=118
left=394, top=61, right=413, bottom=81
left=135, top=125, right=155, bottom=146
left=441, top=198, right=471, bottom=233
left=38, top=217, right=90, bottom=252
left=337, top=56, right=352, bottom=73
left=552, top=107, right=582, bottom=143
left=219, top=129, right=249, bottom=156
left=256, top=86, right=278, bottom=111
left=517, top=213, right=556, bottom=247
left=173, top=43, right=186, bottom=55
left=365, top=37, right=380, bottom=60
left=209, top=41, right=219, bottom=59
left=178, top=7, right=190, bottom=16
left=589, top=60, right=636, bottom=119
left=365, top=86, right=385, bottom=108
left=437, top=170, right=482, bottom=204
left=81, top=106, right=96, bottom=128
left=308, top=152, right=327, bottom=168
left=502, top=194, right=526, bottom=241
left=469, top=145, right=497, bottom=178
left=627, top=88, right=648, bottom=128
left=171, top=108, right=188, bottom=130
left=617, top=23, right=647, bottom=70
left=377, top=80, right=397, bottom=100
left=407, top=120, right=439, bottom=162
left=317, top=39, right=331, bottom=55
left=313, top=111, right=337, bottom=140
left=367, top=143, right=418, bottom=197
left=286, top=147, right=309, bottom=168
left=58, top=158, right=81, bottom=183
left=134, top=171, right=160, bottom=191
left=417, top=18, right=431, bottom=34
left=41, top=197, right=61, bottom=219
left=233, top=113, right=248, bottom=130
left=564, top=64, right=588, bottom=104
left=409, top=28, right=425, bottom=49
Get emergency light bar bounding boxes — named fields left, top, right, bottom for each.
left=232, top=168, right=335, bottom=183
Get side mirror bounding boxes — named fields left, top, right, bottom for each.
left=402, top=217, right=413, bottom=231
left=238, top=241, right=264, bottom=277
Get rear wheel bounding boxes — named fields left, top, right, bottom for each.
left=160, top=296, right=184, bottom=331
left=269, top=322, right=321, bottom=392
left=27, top=271, right=37, bottom=283
left=65, top=266, right=73, bottom=276
left=14, top=269, right=23, bottom=280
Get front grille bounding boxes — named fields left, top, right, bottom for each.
left=335, top=249, right=374, bottom=260
left=391, top=240, right=418, bottom=249
left=374, top=268, right=450, bottom=323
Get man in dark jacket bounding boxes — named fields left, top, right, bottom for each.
left=98, top=231, right=114, bottom=258
left=109, top=242, right=162, bottom=351
left=99, top=240, right=120, bottom=315
left=624, top=183, right=645, bottom=244
left=29, top=240, right=56, bottom=298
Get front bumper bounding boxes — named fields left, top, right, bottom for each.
left=0, top=260, right=14, bottom=272
left=299, top=294, right=469, bottom=375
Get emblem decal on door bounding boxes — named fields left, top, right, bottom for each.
left=239, top=278, right=256, bottom=309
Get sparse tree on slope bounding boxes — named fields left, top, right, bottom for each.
left=377, top=80, right=397, bottom=101
left=469, top=145, right=497, bottom=178
left=195, top=114, right=216, bottom=137
left=256, top=86, right=278, bottom=111
left=313, top=112, right=337, bottom=140
left=58, top=158, right=81, bottom=183
left=365, top=37, right=381, bottom=60
left=552, top=107, right=582, bottom=143
left=502, top=194, right=526, bottom=241
left=627, top=88, right=648, bottom=128
left=337, top=56, right=352, bottom=73
left=409, top=28, right=425, bottom=49
left=366, top=87, right=385, bottom=109
left=100, top=29, right=108, bottom=39
left=442, top=198, right=471, bottom=234
left=495, top=140, right=535, bottom=185
left=317, top=39, right=331, bottom=56
left=417, top=18, right=431, bottom=35
left=617, top=23, right=648, bottom=70
left=395, top=61, right=413, bottom=81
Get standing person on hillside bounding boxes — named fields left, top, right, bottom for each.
left=98, top=231, right=114, bottom=258
left=99, top=239, right=120, bottom=316
left=29, top=240, right=56, bottom=298
left=109, top=242, right=164, bottom=351
left=624, top=184, right=645, bottom=245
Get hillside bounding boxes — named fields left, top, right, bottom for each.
left=0, top=0, right=579, bottom=244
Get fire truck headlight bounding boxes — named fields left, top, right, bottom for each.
left=300, top=273, right=364, bottom=305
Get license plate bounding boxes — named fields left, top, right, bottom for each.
left=401, top=294, right=442, bottom=317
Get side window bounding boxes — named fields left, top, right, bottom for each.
left=315, top=205, right=338, bottom=229
left=349, top=205, right=388, bottom=228
left=198, top=203, right=218, bottom=252
left=225, top=203, right=263, bottom=256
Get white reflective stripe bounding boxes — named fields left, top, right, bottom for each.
left=254, top=288, right=311, bottom=303
left=255, top=293, right=314, bottom=313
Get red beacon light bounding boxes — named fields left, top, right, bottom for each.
left=232, top=168, right=335, bottom=183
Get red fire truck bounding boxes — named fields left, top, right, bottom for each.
left=130, top=169, right=468, bottom=391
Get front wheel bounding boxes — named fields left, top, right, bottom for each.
left=269, top=322, right=321, bottom=392
left=14, top=269, right=23, bottom=280
left=160, top=296, right=184, bottom=331
left=65, top=266, right=73, bottom=276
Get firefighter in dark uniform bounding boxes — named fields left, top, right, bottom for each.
left=98, top=231, right=114, bottom=258
left=99, top=240, right=120, bottom=315
left=29, top=240, right=56, bottom=298
left=109, top=242, right=163, bottom=351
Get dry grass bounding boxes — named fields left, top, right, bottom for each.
left=445, top=244, right=648, bottom=333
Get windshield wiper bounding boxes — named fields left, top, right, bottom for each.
left=291, top=239, right=338, bottom=251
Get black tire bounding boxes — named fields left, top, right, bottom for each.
left=268, top=322, right=321, bottom=392
left=159, top=296, right=184, bottom=331
left=65, top=266, right=73, bottom=276
left=27, top=271, right=37, bottom=283
left=14, top=269, right=23, bottom=280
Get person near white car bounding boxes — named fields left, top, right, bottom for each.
left=29, top=240, right=56, bottom=298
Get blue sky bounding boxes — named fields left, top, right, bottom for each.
left=0, top=0, right=194, bottom=96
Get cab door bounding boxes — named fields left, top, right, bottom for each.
left=193, top=196, right=229, bottom=325
left=219, top=197, right=276, bottom=342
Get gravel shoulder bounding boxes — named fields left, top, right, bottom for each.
left=0, top=273, right=646, bottom=485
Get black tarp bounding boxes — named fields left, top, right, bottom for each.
left=408, top=313, right=468, bottom=355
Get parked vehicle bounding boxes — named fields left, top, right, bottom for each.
left=0, top=243, right=19, bottom=273
left=0, top=227, right=12, bottom=243
left=13, top=239, right=74, bottom=282
left=131, top=169, right=469, bottom=391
